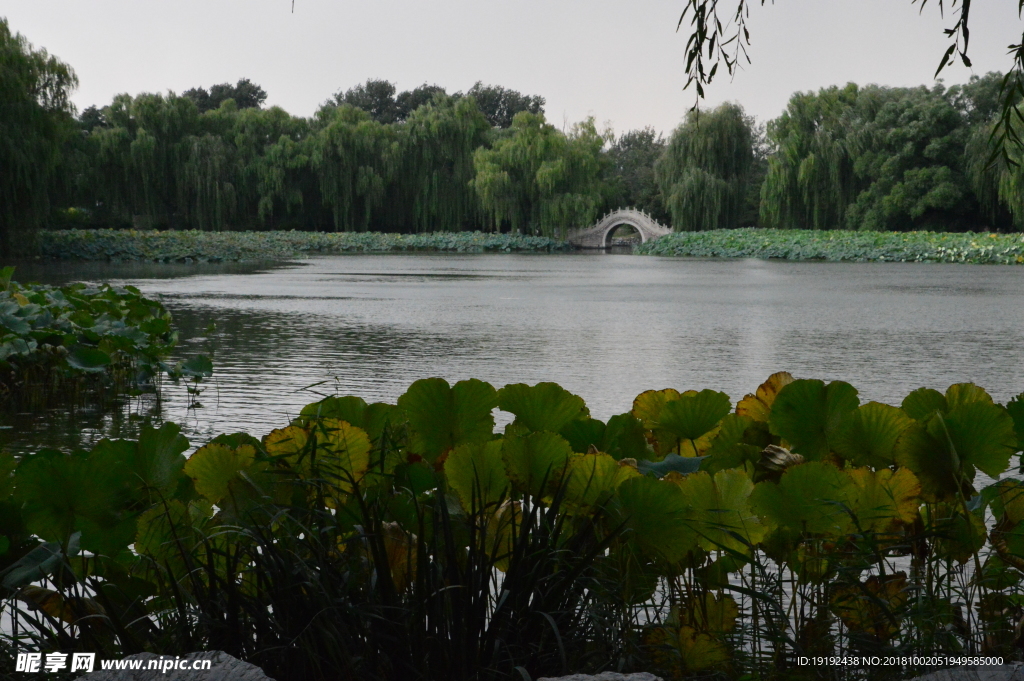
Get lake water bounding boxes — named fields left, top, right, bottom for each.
left=5, top=253, right=1024, bottom=451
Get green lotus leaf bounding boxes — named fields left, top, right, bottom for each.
left=603, top=413, right=650, bottom=460
left=768, top=379, right=859, bottom=460
left=135, top=500, right=202, bottom=569
left=399, top=378, right=497, bottom=460
left=1005, top=393, right=1024, bottom=452
left=564, top=452, right=639, bottom=510
left=501, top=431, right=574, bottom=498
left=66, top=346, right=111, bottom=373
left=700, top=414, right=760, bottom=474
left=131, top=423, right=190, bottom=499
left=991, top=478, right=1024, bottom=525
left=16, top=447, right=136, bottom=555
left=207, top=432, right=264, bottom=451
left=445, top=440, right=510, bottom=510
left=831, top=402, right=913, bottom=469
left=0, top=534, right=80, bottom=591
left=901, top=388, right=947, bottom=421
left=632, top=388, right=683, bottom=430
left=846, top=467, right=921, bottom=532
left=736, top=372, right=794, bottom=422
left=296, top=395, right=368, bottom=429
left=177, top=355, right=213, bottom=378
left=616, top=475, right=698, bottom=563
left=498, top=382, right=588, bottom=433
left=560, top=414, right=647, bottom=460
left=945, top=383, right=994, bottom=411
left=560, top=418, right=607, bottom=454
left=638, top=454, right=705, bottom=478
left=750, top=461, right=855, bottom=536
left=677, top=469, right=764, bottom=553
left=894, top=420, right=963, bottom=501
left=656, top=390, right=732, bottom=446
left=183, top=443, right=257, bottom=504
left=923, top=503, right=986, bottom=564
left=943, top=400, right=1017, bottom=479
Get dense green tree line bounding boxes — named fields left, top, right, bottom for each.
left=5, top=15, right=1024, bottom=251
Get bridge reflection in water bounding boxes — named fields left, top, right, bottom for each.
left=566, top=208, right=672, bottom=248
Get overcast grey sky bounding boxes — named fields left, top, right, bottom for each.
left=4, top=1, right=1022, bottom=135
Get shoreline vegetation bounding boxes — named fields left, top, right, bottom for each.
left=28, top=227, right=1024, bottom=264
left=2, top=374, right=1023, bottom=680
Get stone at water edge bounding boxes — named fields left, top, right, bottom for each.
left=537, top=673, right=663, bottom=681
left=906, top=665, right=1024, bottom=681
left=77, top=651, right=275, bottom=681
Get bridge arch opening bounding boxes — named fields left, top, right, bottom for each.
left=603, top=221, right=644, bottom=248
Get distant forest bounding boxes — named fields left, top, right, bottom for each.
left=4, top=16, right=1024, bottom=252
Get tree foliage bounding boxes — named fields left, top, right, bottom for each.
left=605, top=127, right=669, bottom=222
left=761, top=76, right=1016, bottom=231
left=472, top=113, right=608, bottom=237
left=183, top=78, right=267, bottom=114
left=656, top=103, right=755, bottom=231
left=0, top=18, right=78, bottom=250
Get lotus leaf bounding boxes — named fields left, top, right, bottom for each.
left=0, top=534, right=80, bottom=590
left=769, top=379, right=859, bottom=460
left=896, top=401, right=1017, bottom=500
left=700, top=414, right=760, bottom=474
left=263, top=425, right=311, bottom=465
left=564, top=452, right=639, bottom=510
left=655, top=390, right=732, bottom=452
left=135, top=500, right=200, bottom=568
left=559, top=418, right=607, bottom=454
left=846, top=467, right=921, bottom=532
left=750, top=462, right=854, bottom=536
left=992, top=479, right=1024, bottom=525
left=922, top=504, right=986, bottom=564
left=736, top=372, right=794, bottom=422
left=616, top=476, right=697, bottom=562
left=15, top=585, right=105, bottom=625
left=16, top=447, right=136, bottom=555
left=680, top=592, right=739, bottom=634
left=184, top=443, right=258, bottom=504
left=832, top=402, right=912, bottom=469
left=378, top=521, right=417, bottom=592
left=675, top=626, right=731, bottom=671
left=310, top=419, right=372, bottom=496
left=131, top=423, right=190, bottom=499
left=296, top=395, right=368, bottom=429
left=66, top=346, right=111, bottom=373
left=831, top=572, right=908, bottom=642
left=1006, top=393, right=1024, bottom=453
left=444, top=440, right=510, bottom=510
left=501, top=431, right=573, bottom=498
left=632, top=388, right=683, bottom=429
left=498, top=382, right=588, bottom=433
left=398, top=378, right=497, bottom=461
left=946, top=383, right=994, bottom=411
left=676, top=469, right=764, bottom=554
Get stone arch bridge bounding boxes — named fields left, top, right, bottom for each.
left=566, top=208, right=672, bottom=248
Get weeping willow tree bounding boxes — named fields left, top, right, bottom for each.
left=310, top=105, right=399, bottom=231
left=0, top=18, right=78, bottom=251
left=758, top=85, right=858, bottom=231
left=968, top=111, right=1024, bottom=231
left=472, top=112, right=607, bottom=237
left=389, top=94, right=489, bottom=232
left=655, top=103, right=754, bottom=231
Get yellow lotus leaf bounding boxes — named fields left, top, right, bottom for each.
left=310, top=419, right=372, bottom=497
left=632, top=389, right=683, bottom=430
left=564, top=451, right=640, bottom=510
left=680, top=592, right=739, bottom=635
left=831, top=572, right=908, bottom=642
left=380, top=522, right=417, bottom=592
left=184, top=443, right=256, bottom=504
left=486, top=500, right=521, bottom=572
left=847, top=466, right=921, bottom=532
left=444, top=439, right=510, bottom=511
left=677, top=626, right=731, bottom=671
left=994, top=479, right=1024, bottom=525
left=736, top=372, right=795, bottom=422
left=263, top=425, right=310, bottom=467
